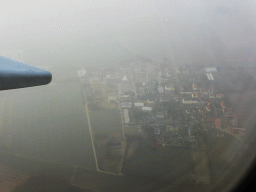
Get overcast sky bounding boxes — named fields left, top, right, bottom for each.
left=0, top=0, right=255, bottom=67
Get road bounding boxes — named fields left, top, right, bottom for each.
left=82, top=81, right=124, bottom=175
left=117, top=102, right=126, bottom=175
left=84, top=101, right=99, bottom=172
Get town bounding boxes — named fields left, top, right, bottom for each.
left=80, top=59, right=244, bottom=141
left=76, top=57, right=250, bottom=184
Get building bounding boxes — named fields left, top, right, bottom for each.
left=232, top=128, right=246, bottom=136
left=192, top=82, right=197, bottom=90
left=180, top=85, right=184, bottom=91
left=216, top=94, right=224, bottom=99
left=200, top=88, right=208, bottom=95
left=192, top=93, right=198, bottom=98
left=154, top=128, right=160, bottom=135
left=199, top=108, right=204, bottom=113
left=156, top=111, right=167, bottom=119
left=223, top=108, right=235, bottom=117
left=108, top=93, right=118, bottom=102
left=215, top=118, right=221, bottom=129
left=181, top=91, right=194, bottom=95
left=221, top=101, right=226, bottom=108
left=159, top=96, right=171, bottom=102
left=209, top=92, right=215, bottom=98
left=123, top=109, right=130, bottom=124
left=116, top=70, right=134, bottom=80
left=165, top=85, right=175, bottom=92
left=134, top=102, right=144, bottom=107
left=156, top=114, right=165, bottom=119
left=206, top=103, right=211, bottom=111
left=182, top=99, right=200, bottom=104
left=77, top=68, right=86, bottom=77
left=120, top=102, right=132, bottom=108
left=153, top=143, right=162, bottom=148
left=146, top=99, right=155, bottom=106
left=156, top=137, right=164, bottom=142
left=120, top=95, right=132, bottom=102
left=205, top=67, right=217, bottom=72
left=206, top=73, right=215, bottom=81
left=142, top=107, right=153, bottom=111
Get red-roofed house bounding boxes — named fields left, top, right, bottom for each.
left=206, top=103, right=211, bottom=111
left=192, top=82, right=197, bottom=90
left=221, top=101, right=226, bottom=109
left=154, top=143, right=163, bottom=148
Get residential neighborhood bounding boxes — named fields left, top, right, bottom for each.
left=77, top=58, right=250, bottom=184
left=81, top=59, right=246, bottom=148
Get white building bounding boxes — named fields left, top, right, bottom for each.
left=122, top=76, right=128, bottom=81
left=134, top=102, right=144, bottom=107
left=206, top=73, right=214, bottom=80
left=205, top=67, right=217, bottom=72
left=123, top=109, right=130, bottom=124
left=77, top=68, right=86, bottom=77
left=142, top=107, right=152, bottom=111
left=182, top=99, right=200, bottom=104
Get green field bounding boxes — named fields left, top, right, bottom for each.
left=88, top=108, right=124, bottom=173
left=0, top=82, right=96, bottom=170
left=122, top=139, right=194, bottom=183
left=89, top=109, right=123, bottom=138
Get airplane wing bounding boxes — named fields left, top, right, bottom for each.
left=0, top=56, right=52, bottom=90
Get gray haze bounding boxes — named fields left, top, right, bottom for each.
left=0, top=0, right=255, bottom=183
left=0, top=0, right=256, bottom=68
